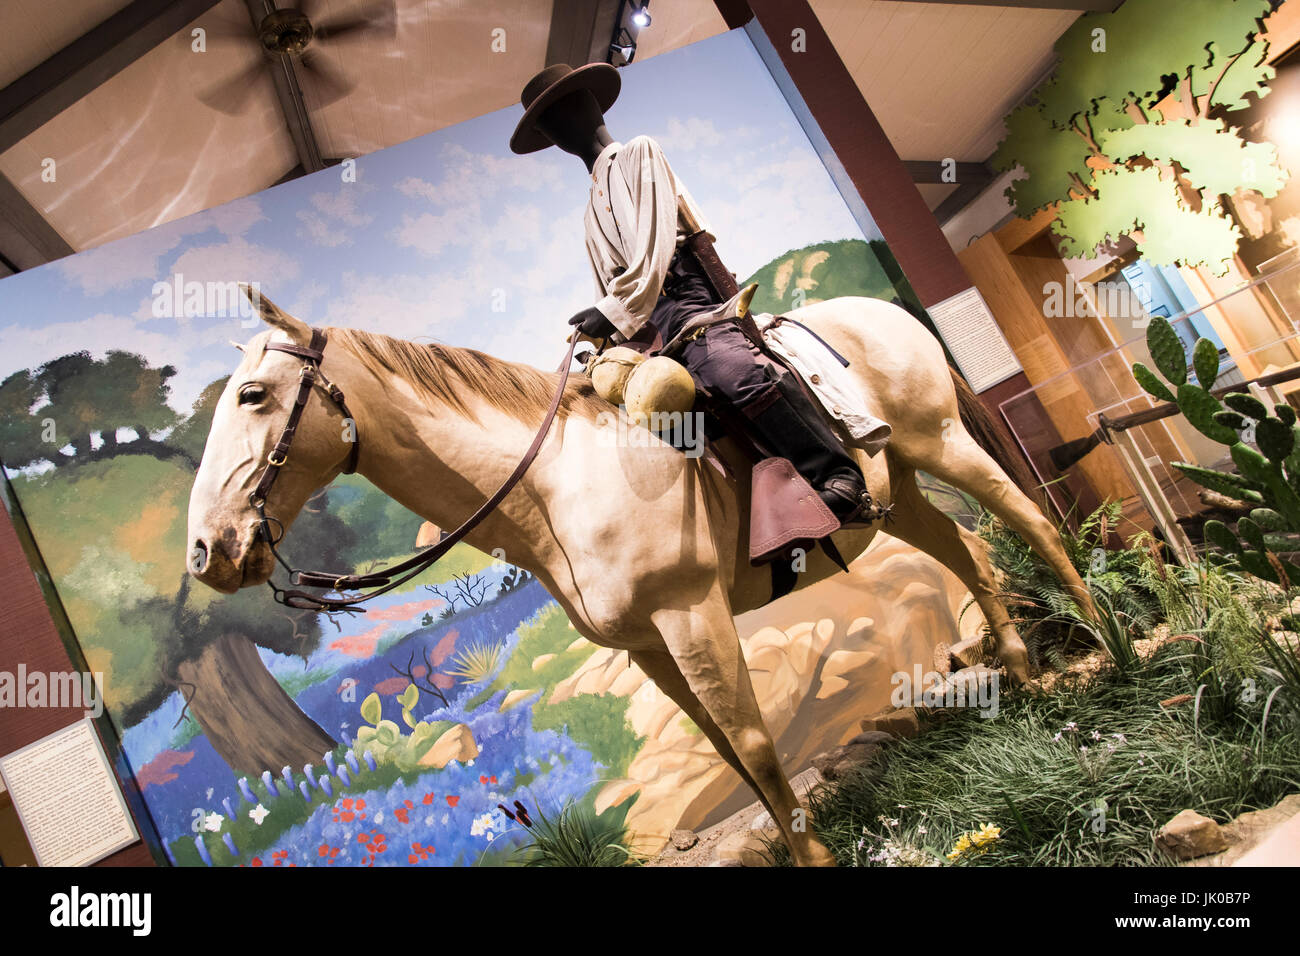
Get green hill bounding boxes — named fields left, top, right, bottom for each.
left=740, top=237, right=925, bottom=318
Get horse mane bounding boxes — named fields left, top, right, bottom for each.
left=325, top=326, right=609, bottom=425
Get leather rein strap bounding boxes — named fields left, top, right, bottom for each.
left=253, top=329, right=580, bottom=613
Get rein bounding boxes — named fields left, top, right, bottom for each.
left=252, top=328, right=579, bottom=613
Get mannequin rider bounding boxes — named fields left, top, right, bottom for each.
left=509, top=62, right=875, bottom=529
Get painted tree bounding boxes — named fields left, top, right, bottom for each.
left=992, top=0, right=1287, bottom=275
left=0, top=350, right=185, bottom=467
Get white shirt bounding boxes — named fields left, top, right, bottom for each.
left=584, top=136, right=712, bottom=338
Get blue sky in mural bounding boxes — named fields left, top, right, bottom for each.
left=0, top=28, right=875, bottom=418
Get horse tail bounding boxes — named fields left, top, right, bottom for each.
left=948, top=365, right=1049, bottom=516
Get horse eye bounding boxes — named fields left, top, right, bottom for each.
left=238, top=384, right=267, bottom=406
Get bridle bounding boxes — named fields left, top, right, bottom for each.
left=248, top=327, right=579, bottom=613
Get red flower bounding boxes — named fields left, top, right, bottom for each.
left=251, top=857, right=263, bottom=867
left=446, top=795, right=459, bottom=807
left=404, top=799, right=414, bottom=809
left=318, top=845, right=329, bottom=858
left=355, top=799, right=367, bottom=810
left=408, top=854, right=419, bottom=864
left=422, top=793, right=434, bottom=805
left=358, top=833, right=370, bottom=844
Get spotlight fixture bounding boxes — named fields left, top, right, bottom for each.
left=631, top=3, right=651, bottom=28
left=609, top=26, right=637, bottom=66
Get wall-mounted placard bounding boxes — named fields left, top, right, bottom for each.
left=0, top=719, right=138, bottom=867
left=926, top=287, right=1023, bottom=393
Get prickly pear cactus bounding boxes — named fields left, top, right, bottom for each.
left=1132, top=315, right=1300, bottom=585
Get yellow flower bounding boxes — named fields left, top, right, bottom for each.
left=945, top=833, right=972, bottom=861
left=947, top=824, right=1001, bottom=862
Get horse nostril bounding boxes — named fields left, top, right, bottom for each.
left=189, top=540, right=209, bottom=575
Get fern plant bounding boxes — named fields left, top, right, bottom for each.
left=977, top=500, right=1160, bottom=665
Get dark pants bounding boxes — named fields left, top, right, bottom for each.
left=647, top=254, right=777, bottom=410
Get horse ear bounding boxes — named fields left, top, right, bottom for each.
left=241, top=284, right=310, bottom=343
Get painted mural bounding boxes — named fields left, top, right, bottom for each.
left=0, top=28, right=979, bottom=865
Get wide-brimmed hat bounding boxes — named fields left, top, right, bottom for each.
left=509, top=62, right=621, bottom=155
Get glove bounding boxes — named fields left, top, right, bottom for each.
left=568, top=306, right=618, bottom=340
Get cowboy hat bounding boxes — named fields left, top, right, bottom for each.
left=509, top=62, right=621, bottom=155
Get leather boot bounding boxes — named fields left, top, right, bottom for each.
left=739, top=369, right=878, bottom=528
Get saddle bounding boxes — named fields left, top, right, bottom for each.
left=587, top=285, right=853, bottom=600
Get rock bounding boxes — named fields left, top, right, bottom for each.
left=1188, top=794, right=1300, bottom=867
left=1155, top=810, right=1229, bottom=861
left=417, top=723, right=478, bottom=769
left=949, top=636, right=986, bottom=670
left=498, top=688, right=538, bottom=712
left=671, top=829, right=698, bottom=851
left=752, top=810, right=773, bottom=832
left=932, top=641, right=953, bottom=676
left=941, top=665, right=998, bottom=703
left=716, top=829, right=777, bottom=867
left=846, top=730, right=895, bottom=747
left=415, top=521, right=442, bottom=548
left=860, top=707, right=920, bottom=739
left=810, top=740, right=885, bottom=781
left=531, top=654, right=556, bottom=671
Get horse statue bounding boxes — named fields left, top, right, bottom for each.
left=186, top=289, right=1094, bottom=867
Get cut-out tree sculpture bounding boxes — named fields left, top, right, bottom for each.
left=993, top=0, right=1287, bottom=275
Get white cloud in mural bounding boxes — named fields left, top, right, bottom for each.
left=57, top=197, right=269, bottom=295
left=395, top=143, right=564, bottom=209
left=169, top=236, right=301, bottom=288
left=296, top=186, right=376, bottom=247
left=656, top=116, right=758, bottom=153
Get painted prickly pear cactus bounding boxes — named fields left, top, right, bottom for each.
left=1133, top=315, right=1300, bottom=585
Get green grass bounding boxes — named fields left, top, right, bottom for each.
left=769, top=638, right=1300, bottom=866
left=511, top=799, right=642, bottom=867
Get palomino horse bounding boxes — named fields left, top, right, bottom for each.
left=187, top=291, right=1093, bottom=866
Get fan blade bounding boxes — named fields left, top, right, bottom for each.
left=196, top=58, right=269, bottom=115
left=298, top=50, right=355, bottom=107
left=313, top=0, right=397, bottom=43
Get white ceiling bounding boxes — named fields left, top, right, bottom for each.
left=0, top=0, right=1078, bottom=258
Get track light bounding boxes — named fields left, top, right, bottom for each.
left=631, top=4, right=651, bottom=28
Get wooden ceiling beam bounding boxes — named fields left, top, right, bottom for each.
left=0, top=0, right=225, bottom=154
left=544, top=0, right=624, bottom=67
left=0, top=171, right=75, bottom=273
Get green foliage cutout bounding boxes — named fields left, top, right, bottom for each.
left=993, top=0, right=1286, bottom=275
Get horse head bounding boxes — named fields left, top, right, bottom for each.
left=187, top=288, right=359, bottom=594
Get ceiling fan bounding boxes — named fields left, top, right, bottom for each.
left=197, top=0, right=397, bottom=115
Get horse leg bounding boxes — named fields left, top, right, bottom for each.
left=649, top=584, right=836, bottom=867
left=884, top=470, right=1030, bottom=683
left=629, top=647, right=782, bottom=832
left=915, top=436, right=1097, bottom=620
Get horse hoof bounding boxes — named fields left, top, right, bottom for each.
left=798, top=841, right=838, bottom=867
